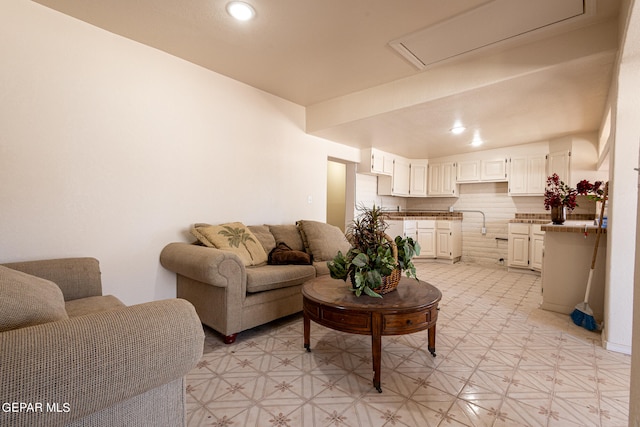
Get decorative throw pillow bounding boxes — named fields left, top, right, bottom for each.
left=268, top=242, right=312, bottom=265
left=191, top=223, right=214, bottom=247
left=297, top=220, right=351, bottom=261
left=191, top=222, right=268, bottom=266
left=0, top=265, right=69, bottom=332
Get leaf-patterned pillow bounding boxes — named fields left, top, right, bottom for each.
left=191, top=222, right=268, bottom=266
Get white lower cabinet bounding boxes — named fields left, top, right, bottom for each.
left=507, top=223, right=545, bottom=272
left=390, top=219, right=460, bottom=262
left=435, top=220, right=462, bottom=261
left=416, top=220, right=436, bottom=258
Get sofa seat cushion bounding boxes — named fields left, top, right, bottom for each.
left=65, top=295, right=126, bottom=317
left=0, top=265, right=69, bottom=332
left=246, top=265, right=316, bottom=293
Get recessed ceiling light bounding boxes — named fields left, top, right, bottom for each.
left=450, top=121, right=466, bottom=134
left=226, top=1, right=255, bottom=21
left=471, top=131, right=483, bottom=147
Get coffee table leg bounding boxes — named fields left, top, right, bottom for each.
left=303, top=312, right=311, bottom=352
left=372, top=313, right=382, bottom=392
left=428, top=324, right=436, bottom=357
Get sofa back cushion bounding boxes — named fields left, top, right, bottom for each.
left=248, top=225, right=277, bottom=254
left=191, top=222, right=268, bottom=266
left=297, top=220, right=351, bottom=261
left=0, top=265, right=69, bottom=332
left=268, top=224, right=305, bottom=252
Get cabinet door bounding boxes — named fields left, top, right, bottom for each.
left=508, top=224, right=530, bottom=268
left=457, top=160, right=480, bottom=182
left=529, top=224, right=545, bottom=271
left=481, top=158, right=507, bottom=181
left=403, top=220, right=417, bottom=238
left=427, top=163, right=442, bottom=195
left=436, top=229, right=452, bottom=259
left=386, top=220, right=405, bottom=241
left=383, top=154, right=395, bottom=175
left=409, top=160, right=428, bottom=196
left=417, top=228, right=436, bottom=258
left=547, top=150, right=571, bottom=185
left=392, top=157, right=410, bottom=196
left=509, top=155, right=545, bottom=195
left=365, top=148, right=393, bottom=176
left=441, top=162, right=457, bottom=196
left=370, top=149, right=385, bottom=174
left=508, top=157, right=528, bottom=194
left=527, top=156, right=546, bottom=195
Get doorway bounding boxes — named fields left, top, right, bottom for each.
left=327, top=159, right=355, bottom=231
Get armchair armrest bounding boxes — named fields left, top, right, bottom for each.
left=160, top=242, right=245, bottom=288
left=1, top=258, right=102, bottom=301
left=0, top=299, right=204, bottom=427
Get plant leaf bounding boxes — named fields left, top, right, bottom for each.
left=363, top=286, right=382, bottom=298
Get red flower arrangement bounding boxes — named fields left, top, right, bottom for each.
left=576, top=179, right=606, bottom=202
left=544, top=174, right=578, bottom=211
left=544, top=174, right=606, bottom=211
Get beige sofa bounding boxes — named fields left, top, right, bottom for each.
left=0, top=257, right=204, bottom=427
left=160, top=221, right=350, bottom=344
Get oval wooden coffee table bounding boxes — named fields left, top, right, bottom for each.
left=302, top=275, right=442, bottom=393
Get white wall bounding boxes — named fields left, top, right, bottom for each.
left=0, top=1, right=348, bottom=305
left=604, top=0, right=640, bottom=355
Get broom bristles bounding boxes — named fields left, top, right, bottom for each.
left=571, top=306, right=598, bottom=331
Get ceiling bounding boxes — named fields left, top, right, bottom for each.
left=33, top=0, right=623, bottom=159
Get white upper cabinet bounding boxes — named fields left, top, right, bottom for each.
left=480, top=158, right=508, bottom=181
left=409, top=160, right=428, bottom=197
left=457, top=158, right=507, bottom=183
left=362, top=148, right=394, bottom=175
left=456, top=160, right=480, bottom=182
left=392, top=157, right=410, bottom=196
left=428, top=161, right=458, bottom=197
left=508, top=155, right=546, bottom=196
left=546, top=150, right=571, bottom=184
left=377, top=156, right=410, bottom=196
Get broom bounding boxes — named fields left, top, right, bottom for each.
left=570, top=182, right=608, bottom=331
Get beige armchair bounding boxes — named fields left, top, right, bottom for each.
left=0, top=258, right=204, bottom=427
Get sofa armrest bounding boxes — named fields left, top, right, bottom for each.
left=0, top=299, right=204, bottom=427
left=1, top=257, right=102, bottom=301
left=160, top=242, right=246, bottom=289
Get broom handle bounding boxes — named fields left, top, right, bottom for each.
left=590, top=182, right=609, bottom=270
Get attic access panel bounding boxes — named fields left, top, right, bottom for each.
left=390, top=0, right=587, bottom=69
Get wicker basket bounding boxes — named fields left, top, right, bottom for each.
left=376, top=232, right=401, bottom=294
left=345, top=231, right=402, bottom=295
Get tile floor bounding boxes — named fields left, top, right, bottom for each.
left=185, top=262, right=631, bottom=427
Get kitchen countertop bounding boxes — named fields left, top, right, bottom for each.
left=510, top=213, right=604, bottom=233
left=541, top=220, right=607, bottom=234
left=383, top=211, right=463, bottom=221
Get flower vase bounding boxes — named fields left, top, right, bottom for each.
left=551, top=206, right=566, bottom=225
